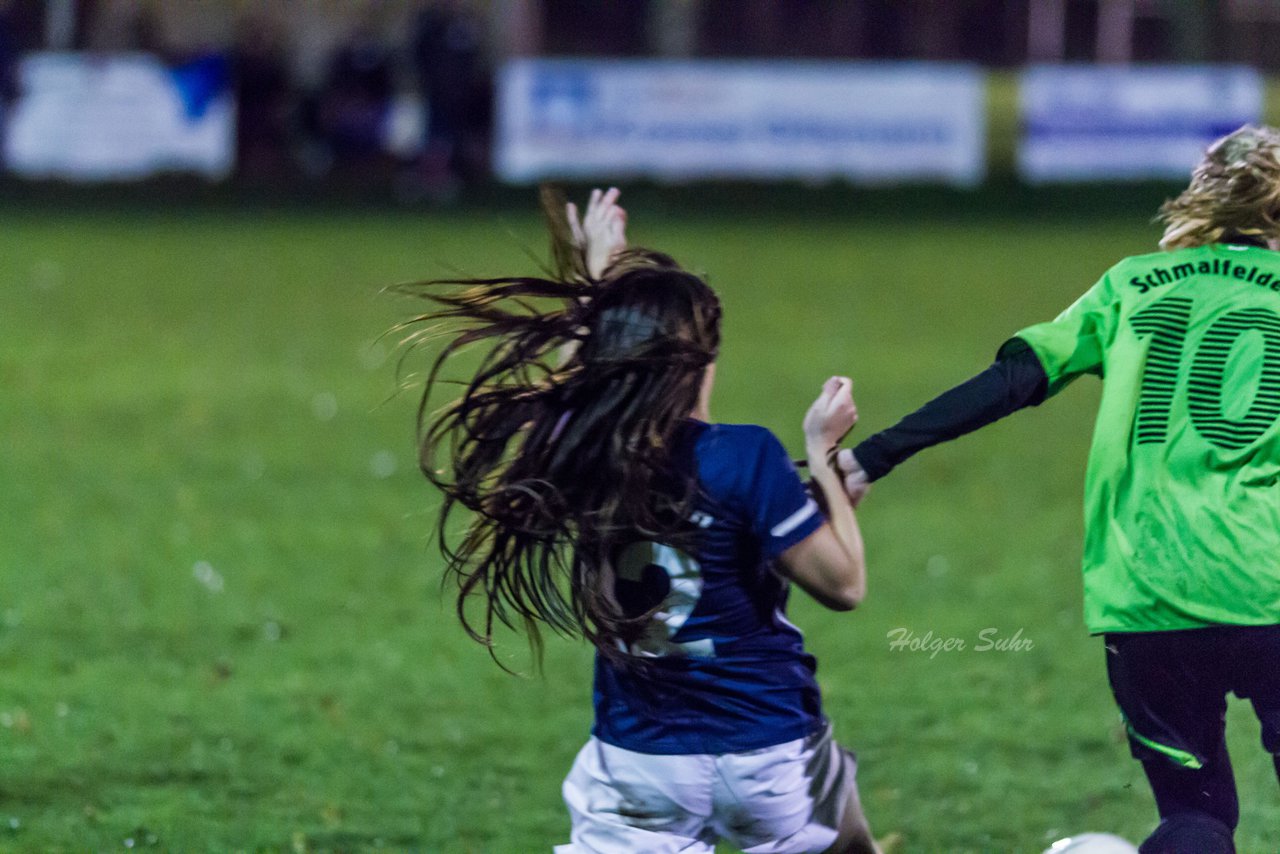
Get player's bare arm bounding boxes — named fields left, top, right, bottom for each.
left=780, top=376, right=868, bottom=612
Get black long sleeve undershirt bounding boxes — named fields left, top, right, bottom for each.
left=851, top=342, right=1050, bottom=482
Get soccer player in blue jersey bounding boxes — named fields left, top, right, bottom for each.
left=404, top=189, right=882, bottom=853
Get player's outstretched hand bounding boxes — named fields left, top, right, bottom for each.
left=803, top=376, right=858, bottom=452
left=835, top=448, right=870, bottom=508
left=566, top=187, right=627, bottom=281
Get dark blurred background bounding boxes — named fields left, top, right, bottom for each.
left=0, top=0, right=1277, bottom=200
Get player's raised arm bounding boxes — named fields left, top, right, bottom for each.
left=779, top=376, right=868, bottom=611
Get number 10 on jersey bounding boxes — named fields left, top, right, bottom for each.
left=1131, top=296, right=1280, bottom=450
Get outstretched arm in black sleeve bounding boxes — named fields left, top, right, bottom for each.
left=848, top=341, right=1049, bottom=483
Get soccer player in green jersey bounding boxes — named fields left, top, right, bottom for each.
left=837, top=125, right=1280, bottom=853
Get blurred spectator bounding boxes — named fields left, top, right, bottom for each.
left=231, top=15, right=293, bottom=179
left=0, top=3, right=12, bottom=156
left=0, top=2, right=16, bottom=104
left=411, top=0, right=488, bottom=192
left=311, top=20, right=396, bottom=171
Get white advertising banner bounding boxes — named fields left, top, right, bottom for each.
left=1018, top=65, right=1262, bottom=183
left=4, top=52, right=235, bottom=180
left=497, top=60, right=985, bottom=185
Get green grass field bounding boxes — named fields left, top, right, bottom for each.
left=3, top=197, right=1277, bottom=852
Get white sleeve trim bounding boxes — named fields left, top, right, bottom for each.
left=769, top=498, right=819, bottom=539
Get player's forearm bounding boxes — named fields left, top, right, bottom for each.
left=806, top=440, right=867, bottom=600
left=852, top=345, right=1048, bottom=482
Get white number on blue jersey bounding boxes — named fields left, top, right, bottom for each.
left=615, top=541, right=715, bottom=659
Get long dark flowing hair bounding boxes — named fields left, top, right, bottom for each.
left=397, top=198, right=722, bottom=665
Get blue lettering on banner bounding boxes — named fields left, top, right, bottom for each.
left=529, top=68, right=596, bottom=132
left=766, top=121, right=950, bottom=145
left=644, top=123, right=743, bottom=143
left=1024, top=121, right=1246, bottom=140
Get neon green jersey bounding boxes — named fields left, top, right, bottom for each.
left=1008, top=242, right=1280, bottom=633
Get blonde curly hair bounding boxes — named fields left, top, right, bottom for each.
left=1158, top=124, right=1280, bottom=251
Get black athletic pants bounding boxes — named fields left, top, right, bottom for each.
left=1105, top=625, right=1280, bottom=853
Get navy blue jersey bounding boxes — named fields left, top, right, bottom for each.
left=591, top=421, right=827, bottom=755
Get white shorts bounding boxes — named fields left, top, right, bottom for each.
left=555, top=724, right=862, bottom=854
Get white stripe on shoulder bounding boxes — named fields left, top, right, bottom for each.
left=770, top=498, right=818, bottom=539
